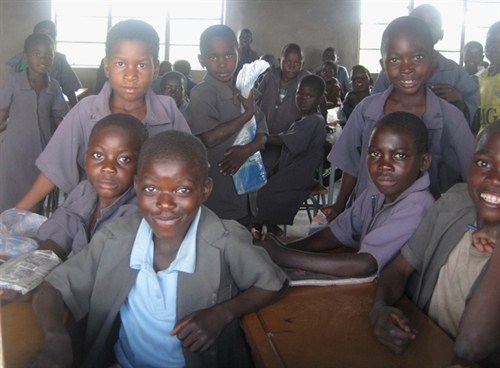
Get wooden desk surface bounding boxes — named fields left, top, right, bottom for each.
left=242, top=283, right=475, bottom=368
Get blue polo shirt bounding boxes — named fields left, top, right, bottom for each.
left=114, top=209, right=201, bottom=367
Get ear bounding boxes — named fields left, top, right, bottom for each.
left=153, top=59, right=160, bottom=80
left=420, top=153, right=432, bottom=172
left=198, top=54, right=206, bottom=69
left=103, top=57, right=111, bottom=78
left=379, top=58, right=385, bottom=72
left=202, top=177, right=213, bottom=202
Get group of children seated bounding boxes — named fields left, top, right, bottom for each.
left=0, top=2, right=498, bottom=367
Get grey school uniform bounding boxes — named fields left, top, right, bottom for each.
left=0, top=71, right=68, bottom=212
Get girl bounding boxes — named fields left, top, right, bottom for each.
left=0, top=33, right=68, bottom=213
left=257, top=43, right=310, bottom=171
left=342, top=65, right=372, bottom=120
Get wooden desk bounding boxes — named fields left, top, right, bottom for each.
left=242, top=283, right=475, bottom=368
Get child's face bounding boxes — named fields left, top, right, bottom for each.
left=295, top=83, right=322, bottom=115
left=25, top=43, right=54, bottom=75
left=463, top=46, right=484, bottom=74
left=135, top=159, right=212, bottom=244
left=162, top=77, right=185, bottom=106
left=367, top=126, right=430, bottom=204
left=104, top=39, right=159, bottom=105
left=280, top=50, right=302, bottom=82
left=198, top=37, right=238, bottom=85
left=468, top=129, right=500, bottom=227
left=485, top=29, right=500, bottom=66
left=382, top=32, right=433, bottom=97
left=238, top=30, right=252, bottom=48
left=351, top=69, right=371, bottom=93
left=320, top=64, right=336, bottom=81
left=85, top=126, right=140, bottom=207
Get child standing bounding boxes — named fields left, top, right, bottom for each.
left=0, top=33, right=69, bottom=213
left=370, top=119, right=500, bottom=366
left=342, top=65, right=373, bottom=120
left=478, top=21, right=500, bottom=137
left=36, top=114, right=148, bottom=260
left=257, top=43, right=310, bottom=171
left=29, top=130, right=287, bottom=368
left=259, top=112, right=434, bottom=278
left=252, top=75, right=327, bottom=237
left=16, top=19, right=190, bottom=212
left=186, top=24, right=268, bottom=227
left=327, top=16, right=475, bottom=221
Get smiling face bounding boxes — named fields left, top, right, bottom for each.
left=198, top=36, right=238, bottom=85
left=350, top=68, right=371, bottom=93
left=135, top=158, right=212, bottom=246
left=367, top=125, right=430, bottom=204
left=468, top=128, right=500, bottom=227
left=25, top=42, right=54, bottom=76
left=104, top=39, right=159, bottom=105
left=382, top=31, right=433, bottom=97
left=85, top=126, right=140, bottom=208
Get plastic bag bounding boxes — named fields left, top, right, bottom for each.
left=326, top=108, right=343, bottom=145
left=232, top=60, right=270, bottom=194
left=0, top=208, right=47, bottom=257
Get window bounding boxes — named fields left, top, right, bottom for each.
left=52, top=0, right=225, bottom=68
left=359, top=0, right=499, bottom=73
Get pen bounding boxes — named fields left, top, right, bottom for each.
left=467, top=224, right=478, bottom=232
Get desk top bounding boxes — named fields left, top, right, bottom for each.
left=242, top=283, right=475, bottom=368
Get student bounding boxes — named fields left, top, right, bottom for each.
left=186, top=24, right=267, bottom=228
left=252, top=75, right=327, bottom=238
left=258, top=112, right=434, bottom=278
left=463, top=41, right=486, bottom=79
left=478, top=21, right=500, bottom=137
left=235, top=28, right=260, bottom=78
left=342, top=65, right=373, bottom=120
left=370, top=119, right=500, bottom=366
left=16, top=19, right=190, bottom=212
left=311, top=47, right=350, bottom=96
left=319, top=60, right=342, bottom=109
left=160, top=71, right=189, bottom=116
left=257, top=43, right=309, bottom=171
left=7, top=20, right=82, bottom=107
left=151, top=60, right=173, bottom=94
left=36, top=114, right=147, bottom=260
left=28, top=130, right=288, bottom=368
left=173, top=59, right=197, bottom=96
left=373, top=4, right=479, bottom=127
left=0, top=33, right=69, bottom=213
left=327, top=16, right=475, bottom=221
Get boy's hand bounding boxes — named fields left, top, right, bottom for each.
left=171, top=306, right=228, bottom=352
left=27, top=331, right=73, bottom=368
left=472, top=224, right=499, bottom=253
left=219, top=145, right=251, bottom=176
left=237, top=89, right=255, bottom=117
left=430, top=84, right=465, bottom=112
left=371, top=304, right=417, bottom=354
left=321, top=203, right=344, bottom=222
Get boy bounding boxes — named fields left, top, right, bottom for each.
left=29, top=130, right=287, bottom=368
left=36, top=114, right=147, bottom=260
left=370, top=119, right=500, bottom=366
left=463, top=41, right=485, bottom=78
left=373, top=4, right=479, bottom=127
left=258, top=112, right=434, bottom=278
left=252, top=75, right=327, bottom=237
left=160, top=71, right=189, bottom=116
left=186, top=24, right=268, bottom=227
left=327, top=16, right=475, bottom=221
left=478, top=21, right=500, bottom=137
left=16, top=19, right=190, bottom=212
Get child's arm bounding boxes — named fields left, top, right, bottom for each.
left=322, top=172, right=357, bottom=222
left=454, top=237, right=500, bottom=364
left=38, top=239, right=68, bottom=261
left=15, top=172, right=55, bottom=211
left=471, top=224, right=497, bottom=253
left=198, top=90, right=255, bottom=148
left=218, top=131, right=266, bottom=176
left=370, top=254, right=417, bottom=354
left=28, top=281, right=73, bottom=368
left=171, top=283, right=287, bottom=352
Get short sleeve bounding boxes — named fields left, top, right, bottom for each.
left=0, top=72, right=15, bottom=111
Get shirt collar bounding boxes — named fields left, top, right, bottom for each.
left=130, top=208, right=201, bottom=274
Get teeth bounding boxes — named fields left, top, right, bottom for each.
left=480, top=193, right=500, bottom=204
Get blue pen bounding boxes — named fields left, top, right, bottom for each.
left=467, top=224, right=478, bottom=232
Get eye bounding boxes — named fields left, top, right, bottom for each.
left=475, top=159, right=489, bottom=168
left=175, top=186, right=191, bottom=195
left=414, top=54, right=425, bottom=61
left=114, top=61, right=125, bottom=68
left=91, top=152, right=103, bottom=159
left=143, top=185, right=157, bottom=194
left=394, top=152, right=407, bottom=160
left=388, top=57, right=399, bottom=64
left=368, top=151, right=380, bottom=158
left=137, top=62, right=147, bottom=70
left=118, top=156, right=132, bottom=164
left=208, top=56, right=218, bottom=62
left=224, top=53, right=235, bottom=60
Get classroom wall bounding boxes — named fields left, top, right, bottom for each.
left=0, top=0, right=361, bottom=91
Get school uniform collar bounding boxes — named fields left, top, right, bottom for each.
left=203, top=73, right=236, bottom=100
left=18, top=69, right=59, bottom=96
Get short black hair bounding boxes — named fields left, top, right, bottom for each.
left=350, top=65, right=373, bottom=83
left=410, top=4, right=442, bottom=25
left=281, top=43, right=303, bottom=61
left=105, top=19, right=160, bottom=60
left=299, top=74, right=325, bottom=97
left=89, top=113, right=148, bottom=150
left=173, top=59, right=191, bottom=75
left=33, top=20, right=57, bottom=39
left=137, top=131, right=209, bottom=181
left=477, top=119, right=500, bottom=150
left=321, top=60, right=339, bottom=75
left=373, top=112, right=429, bottom=155
left=24, top=33, right=54, bottom=54
left=199, top=24, right=237, bottom=55
left=463, top=41, right=484, bottom=55
left=380, top=16, right=434, bottom=56
left=160, top=71, right=187, bottom=93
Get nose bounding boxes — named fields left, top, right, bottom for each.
left=124, top=64, right=138, bottom=80
left=378, top=155, right=394, bottom=172
left=156, top=192, right=176, bottom=209
left=101, top=159, right=117, bottom=174
left=400, top=58, right=414, bottom=72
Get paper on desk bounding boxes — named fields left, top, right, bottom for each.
left=283, top=267, right=376, bottom=287
left=0, top=250, right=61, bottom=294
